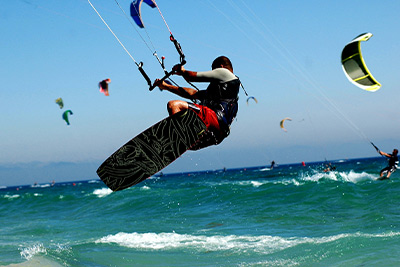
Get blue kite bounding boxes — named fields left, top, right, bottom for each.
left=130, top=0, right=157, bottom=28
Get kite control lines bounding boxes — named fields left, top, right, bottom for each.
left=135, top=2, right=189, bottom=91
left=88, top=0, right=152, bottom=88
left=370, top=141, right=388, bottom=159
left=148, top=34, right=187, bottom=91
left=371, top=142, right=380, bottom=153
left=88, top=0, right=192, bottom=93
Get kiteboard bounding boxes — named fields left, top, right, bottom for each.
left=97, top=109, right=207, bottom=191
left=377, top=170, right=391, bottom=181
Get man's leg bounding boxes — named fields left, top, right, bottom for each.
left=167, top=100, right=189, bottom=115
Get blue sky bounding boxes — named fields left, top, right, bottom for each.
left=2, top=0, right=400, bottom=186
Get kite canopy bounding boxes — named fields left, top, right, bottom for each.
left=62, top=110, right=73, bottom=125
left=246, top=96, right=258, bottom=105
left=341, top=33, right=381, bottom=92
left=99, top=78, right=111, bottom=96
left=55, top=98, right=64, bottom=109
left=130, top=0, right=156, bottom=28
left=280, top=117, right=292, bottom=132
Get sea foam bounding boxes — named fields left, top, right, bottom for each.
left=92, top=188, right=113, bottom=198
left=4, top=194, right=20, bottom=199
left=96, top=231, right=400, bottom=254
left=301, top=170, right=376, bottom=183
left=20, top=243, right=46, bottom=260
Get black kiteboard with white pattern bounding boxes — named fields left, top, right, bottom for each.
left=97, top=109, right=206, bottom=191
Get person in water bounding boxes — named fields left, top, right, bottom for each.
left=323, top=162, right=336, bottom=173
left=154, top=56, right=240, bottom=150
left=379, top=148, right=399, bottom=179
left=270, top=161, right=275, bottom=169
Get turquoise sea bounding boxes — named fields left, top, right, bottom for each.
left=1, top=156, right=400, bottom=266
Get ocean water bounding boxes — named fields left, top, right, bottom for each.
left=1, top=157, right=400, bottom=266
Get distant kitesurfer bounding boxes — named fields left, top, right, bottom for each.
left=378, top=149, right=399, bottom=179
left=323, top=162, right=336, bottom=173
left=270, top=161, right=275, bottom=169
left=154, top=56, right=240, bottom=150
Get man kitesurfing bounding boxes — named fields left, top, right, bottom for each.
left=371, top=142, right=399, bottom=180
left=97, top=56, right=242, bottom=191
left=154, top=56, right=241, bottom=150
left=378, top=148, right=399, bottom=180
left=88, top=1, right=242, bottom=151
left=90, top=0, right=244, bottom=190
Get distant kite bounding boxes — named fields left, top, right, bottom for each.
left=280, top=117, right=292, bottom=132
left=55, top=98, right=64, bottom=109
left=341, top=32, right=381, bottom=92
left=246, top=96, right=258, bottom=105
left=62, top=110, right=73, bottom=125
left=99, top=78, right=111, bottom=96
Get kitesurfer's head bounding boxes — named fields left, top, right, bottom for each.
left=393, top=149, right=398, bottom=155
left=212, top=56, right=233, bottom=72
